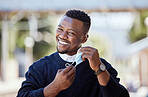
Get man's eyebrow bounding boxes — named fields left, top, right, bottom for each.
left=58, top=25, right=79, bottom=33
left=69, top=29, right=78, bottom=33
left=58, top=25, right=63, bottom=27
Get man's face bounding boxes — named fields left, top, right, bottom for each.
left=56, top=16, right=87, bottom=55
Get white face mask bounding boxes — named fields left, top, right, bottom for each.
left=65, top=52, right=83, bottom=67
left=74, top=52, right=83, bottom=67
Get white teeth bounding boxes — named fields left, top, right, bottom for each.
left=59, top=41, right=68, bottom=45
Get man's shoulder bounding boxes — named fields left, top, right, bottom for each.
left=100, top=58, right=113, bottom=69
left=100, top=58, right=119, bottom=80
left=31, top=52, right=58, bottom=67
left=100, top=58, right=110, bottom=65
left=38, top=52, right=58, bottom=62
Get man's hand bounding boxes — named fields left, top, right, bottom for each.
left=78, top=46, right=110, bottom=86
left=53, top=65, right=76, bottom=91
left=78, top=46, right=101, bottom=72
left=44, top=65, right=76, bottom=97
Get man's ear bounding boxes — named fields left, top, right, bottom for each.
left=81, top=34, right=89, bottom=43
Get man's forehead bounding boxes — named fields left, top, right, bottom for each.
left=60, top=16, right=83, bottom=24
left=59, top=16, right=83, bottom=30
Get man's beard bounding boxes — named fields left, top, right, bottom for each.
left=56, top=46, right=68, bottom=54
left=56, top=45, right=80, bottom=55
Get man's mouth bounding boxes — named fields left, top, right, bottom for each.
left=58, top=38, right=69, bottom=46
left=59, top=40, right=69, bottom=45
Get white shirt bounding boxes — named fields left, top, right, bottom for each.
left=59, top=53, right=77, bottom=62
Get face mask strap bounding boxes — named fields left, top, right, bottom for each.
left=65, top=63, right=71, bottom=67
left=65, top=52, right=83, bottom=67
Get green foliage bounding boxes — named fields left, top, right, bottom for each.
left=8, top=14, right=56, bottom=60
left=84, top=33, right=110, bottom=59
left=129, top=11, right=148, bottom=43
left=0, top=31, right=1, bottom=60
left=16, top=31, right=29, bottom=49
left=33, top=40, right=51, bottom=60
left=0, top=21, right=2, bottom=60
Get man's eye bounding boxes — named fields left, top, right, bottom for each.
left=58, top=28, right=63, bottom=31
left=68, top=32, right=75, bottom=35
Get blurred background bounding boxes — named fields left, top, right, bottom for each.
left=0, top=0, right=148, bottom=97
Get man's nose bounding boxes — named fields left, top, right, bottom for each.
left=59, top=31, right=68, bottom=39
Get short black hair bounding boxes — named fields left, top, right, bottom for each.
left=65, top=9, right=91, bottom=34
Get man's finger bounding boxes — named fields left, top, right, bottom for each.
left=69, top=71, right=76, bottom=81
left=58, top=69, right=63, bottom=72
left=67, top=67, right=76, bottom=81
left=81, top=53, right=91, bottom=61
left=79, top=46, right=95, bottom=52
left=67, top=66, right=76, bottom=77
left=62, top=65, right=73, bottom=74
left=81, top=50, right=93, bottom=55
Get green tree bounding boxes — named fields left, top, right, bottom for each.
left=129, top=11, right=148, bottom=42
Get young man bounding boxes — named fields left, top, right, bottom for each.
left=17, top=10, right=129, bottom=97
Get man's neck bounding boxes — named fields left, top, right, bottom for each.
left=59, top=53, right=77, bottom=62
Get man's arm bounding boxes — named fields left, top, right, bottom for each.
left=17, top=64, right=45, bottom=97
left=96, top=70, right=110, bottom=86
left=17, top=63, right=76, bottom=97
left=99, top=59, right=129, bottom=97
left=79, top=46, right=129, bottom=97
left=43, top=65, right=76, bottom=97
left=79, top=46, right=110, bottom=86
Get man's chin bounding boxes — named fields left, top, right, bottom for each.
left=58, top=51, right=67, bottom=54
left=57, top=48, right=67, bottom=54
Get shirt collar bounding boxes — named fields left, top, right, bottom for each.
left=59, top=53, right=77, bottom=62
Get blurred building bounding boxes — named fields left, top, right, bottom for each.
left=127, top=37, right=148, bottom=97
left=0, top=0, right=148, bottom=96
left=129, top=37, right=148, bottom=84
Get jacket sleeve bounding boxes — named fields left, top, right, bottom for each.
left=99, top=59, right=130, bottom=97
left=17, top=62, right=45, bottom=97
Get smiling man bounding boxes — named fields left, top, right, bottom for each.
left=56, top=14, right=88, bottom=56
left=17, top=10, right=129, bottom=97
